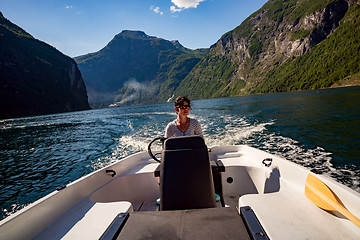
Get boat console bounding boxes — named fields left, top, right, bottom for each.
left=159, top=135, right=216, bottom=210
left=152, top=136, right=226, bottom=207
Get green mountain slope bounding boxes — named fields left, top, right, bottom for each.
left=75, top=31, right=207, bottom=106
left=0, top=12, right=90, bottom=119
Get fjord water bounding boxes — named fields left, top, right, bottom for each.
left=1, top=87, right=359, bottom=220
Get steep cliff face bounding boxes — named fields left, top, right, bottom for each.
left=272, top=0, right=349, bottom=57
left=175, top=0, right=360, bottom=99
left=0, top=13, right=90, bottom=119
left=215, top=0, right=348, bottom=61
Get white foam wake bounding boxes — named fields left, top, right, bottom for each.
left=93, top=112, right=359, bottom=192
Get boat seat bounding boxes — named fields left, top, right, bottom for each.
left=116, top=207, right=251, bottom=240
left=160, top=136, right=216, bottom=210
left=34, top=200, right=133, bottom=240
left=239, top=190, right=360, bottom=239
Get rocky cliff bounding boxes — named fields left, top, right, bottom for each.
left=0, top=12, right=91, bottom=119
left=174, top=0, right=360, bottom=99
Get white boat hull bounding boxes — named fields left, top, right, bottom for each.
left=1, top=145, right=359, bottom=239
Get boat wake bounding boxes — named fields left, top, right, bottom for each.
left=92, top=113, right=359, bottom=193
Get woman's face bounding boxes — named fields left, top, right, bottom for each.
left=175, top=101, right=190, bottom=116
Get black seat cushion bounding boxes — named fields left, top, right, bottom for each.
left=160, top=136, right=216, bottom=210
left=163, top=135, right=206, bottom=150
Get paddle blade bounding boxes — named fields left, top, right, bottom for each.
left=305, top=173, right=360, bottom=228
left=305, top=174, right=345, bottom=211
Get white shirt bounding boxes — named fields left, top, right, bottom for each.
left=164, top=118, right=203, bottom=138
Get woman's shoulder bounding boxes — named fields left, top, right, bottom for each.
left=189, top=118, right=200, bottom=124
left=189, top=118, right=201, bottom=128
left=166, top=120, right=177, bottom=127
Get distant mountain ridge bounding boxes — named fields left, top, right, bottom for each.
left=0, top=12, right=90, bottom=119
left=75, top=30, right=207, bottom=106
left=75, top=0, right=360, bottom=107
left=1, top=0, right=358, bottom=114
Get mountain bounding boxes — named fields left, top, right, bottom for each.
left=174, top=0, right=360, bottom=99
left=75, top=30, right=207, bottom=107
left=75, top=0, right=359, bottom=106
left=0, top=12, right=91, bottom=119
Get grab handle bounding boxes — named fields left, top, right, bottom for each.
left=262, top=158, right=272, bottom=167
left=106, top=169, right=116, bottom=177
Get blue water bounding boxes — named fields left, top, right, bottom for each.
left=1, top=87, right=359, bottom=220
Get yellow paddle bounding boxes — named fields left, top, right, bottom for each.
left=305, top=173, right=360, bottom=228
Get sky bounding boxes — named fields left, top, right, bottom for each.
left=1, top=0, right=268, bottom=57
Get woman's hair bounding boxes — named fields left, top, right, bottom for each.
left=175, top=96, right=190, bottom=107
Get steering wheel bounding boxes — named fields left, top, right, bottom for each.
left=148, top=137, right=166, bottom=163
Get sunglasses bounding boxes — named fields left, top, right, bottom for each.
left=177, top=105, right=191, bottom=109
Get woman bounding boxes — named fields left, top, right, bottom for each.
left=161, top=97, right=219, bottom=204
left=165, top=96, right=203, bottom=138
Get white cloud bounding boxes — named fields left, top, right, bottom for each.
left=65, top=5, right=82, bottom=15
left=170, top=6, right=182, bottom=13
left=171, top=0, right=206, bottom=10
left=150, top=6, right=164, bottom=15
